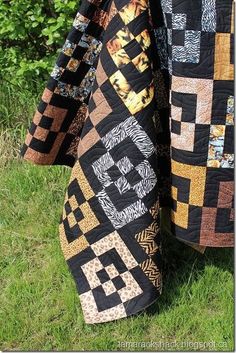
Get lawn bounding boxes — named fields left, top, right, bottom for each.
left=0, top=84, right=234, bottom=351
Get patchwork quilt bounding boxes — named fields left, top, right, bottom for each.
left=21, top=0, right=234, bottom=323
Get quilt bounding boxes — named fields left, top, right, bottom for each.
left=20, top=0, right=234, bottom=323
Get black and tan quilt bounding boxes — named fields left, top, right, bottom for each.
left=21, top=0, right=234, bottom=324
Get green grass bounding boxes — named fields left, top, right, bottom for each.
left=0, top=81, right=41, bottom=129
left=0, top=159, right=234, bottom=351
left=0, top=81, right=234, bottom=351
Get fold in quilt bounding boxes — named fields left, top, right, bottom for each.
left=21, top=0, right=234, bottom=323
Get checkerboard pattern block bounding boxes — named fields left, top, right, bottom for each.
left=58, top=0, right=162, bottom=323
left=162, top=0, right=234, bottom=247
left=21, top=0, right=234, bottom=324
left=21, top=0, right=114, bottom=167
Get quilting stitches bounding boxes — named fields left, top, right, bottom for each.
left=91, top=231, right=138, bottom=267
left=78, top=230, right=144, bottom=323
left=92, top=152, right=114, bottom=187
left=96, top=190, right=147, bottom=229
left=172, top=30, right=201, bottom=63
left=101, top=116, right=155, bottom=157
left=201, top=0, right=216, bottom=32
left=119, top=0, right=148, bottom=25
left=207, top=125, right=234, bottom=168
left=109, top=70, right=154, bottom=115
left=171, top=76, right=214, bottom=124
left=160, top=0, right=172, bottom=15
left=172, top=13, right=186, bottom=30
left=135, top=223, right=159, bottom=257
left=132, top=160, right=157, bottom=198
left=171, top=161, right=207, bottom=229
left=214, top=33, right=234, bottom=80
left=90, top=117, right=157, bottom=226
left=60, top=159, right=100, bottom=248
left=200, top=207, right=234, bottom=246
left=92, top=153, right=157, bottom=228
left=140, top=258, right=161, bottom=290
left=21, top=0, right=110, bottom=166
left=172, top=161, right=206, bottom=207
left=21, top=0, right=234, bottom=325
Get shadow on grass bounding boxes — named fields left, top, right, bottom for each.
left=144, top=207, right=234, bottom=317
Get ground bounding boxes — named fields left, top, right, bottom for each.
left=0, top=158, right=234, bottom=351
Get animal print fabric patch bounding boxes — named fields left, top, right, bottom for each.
left=161, top=0, right=234, bottom=247
left=21, top=0, right=234, bottom=323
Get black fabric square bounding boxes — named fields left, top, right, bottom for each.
left=72, top=45, right=88, bottom=60
left=112, top=276, right=126, bottom=290
left=171, top=120, right=181, bottom=135
left=215, top=207, right=234, bottom=233
left=71, top=223, right=83, bottom=239
left=106, top=183, right=138, bottom=210
left=172, top=29, right=185, bottom=46
left=98, top=248, right=128, bottom=274
left=172, top=175, right=190, bottom=203
left=49, top=91, right=70, bottom=109
left=74, top=207, right=84, bottom=222
left=115, top=0, right=131, bottom=11
left=171, top=91, right=197, bottom=123
left=88, top=96, right=96, bottom=113
left=149, top=0, right=165, bottom=27
left=67, top=27, right=84, bottom=44
left=125, top=168, right=143, bottom=186
left=212, top=80, right=233, bottom=124
left=171, top=205, right=201, bottom=243
left=124, top=39, right=143, bottom=61
left=60, top=104, right=79, bottom=131
left=172, top=198, right=177, bottom=212
left=38, top=100, right=48, bottom=114
left=30, top=131, right=57, bottom=153
left=216, top=0, right=232, bottom=33
left=79, top=0, right=97, bottom=19
left=38, top=116, right=53, bottom=130
left=56, top=53, right=71, bottom=68
left=224, top=125, right=234, bottom=154
left=127, top=9, right=150, bottom=38
left=103, top=13, right=124, bottom=43
left=63, top=218, right=82, bottom=243
left=194, top=124, right=210, bottom=156
left=86, top=17, right=105, bottom=37
left=80, top=116, right=94, bottom=138
left=107, top=165, right=123, bottom=181
left=67, top=179, right=86, bottom=205
left=93, top=286, right=122, bottom=311
left=65, top=200, right=72, bottom=215
left=97, top=269, right=110, bottom=284
left=165, top=12, right=172, bottom=28
left=120, top=62, right=151, bottom=94
left=230, top=33, right=234, bottom=64
left=29, top=122, right=37, bottom=135
left=60, top=61, right=91, bottom=86
left=46, top=77, right=57, bottom=92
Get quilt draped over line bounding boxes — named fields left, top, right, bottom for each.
left=21, top=0, right=234, bottom=324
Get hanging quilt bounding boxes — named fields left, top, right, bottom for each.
left=20, top=0, right=234, bottom=324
